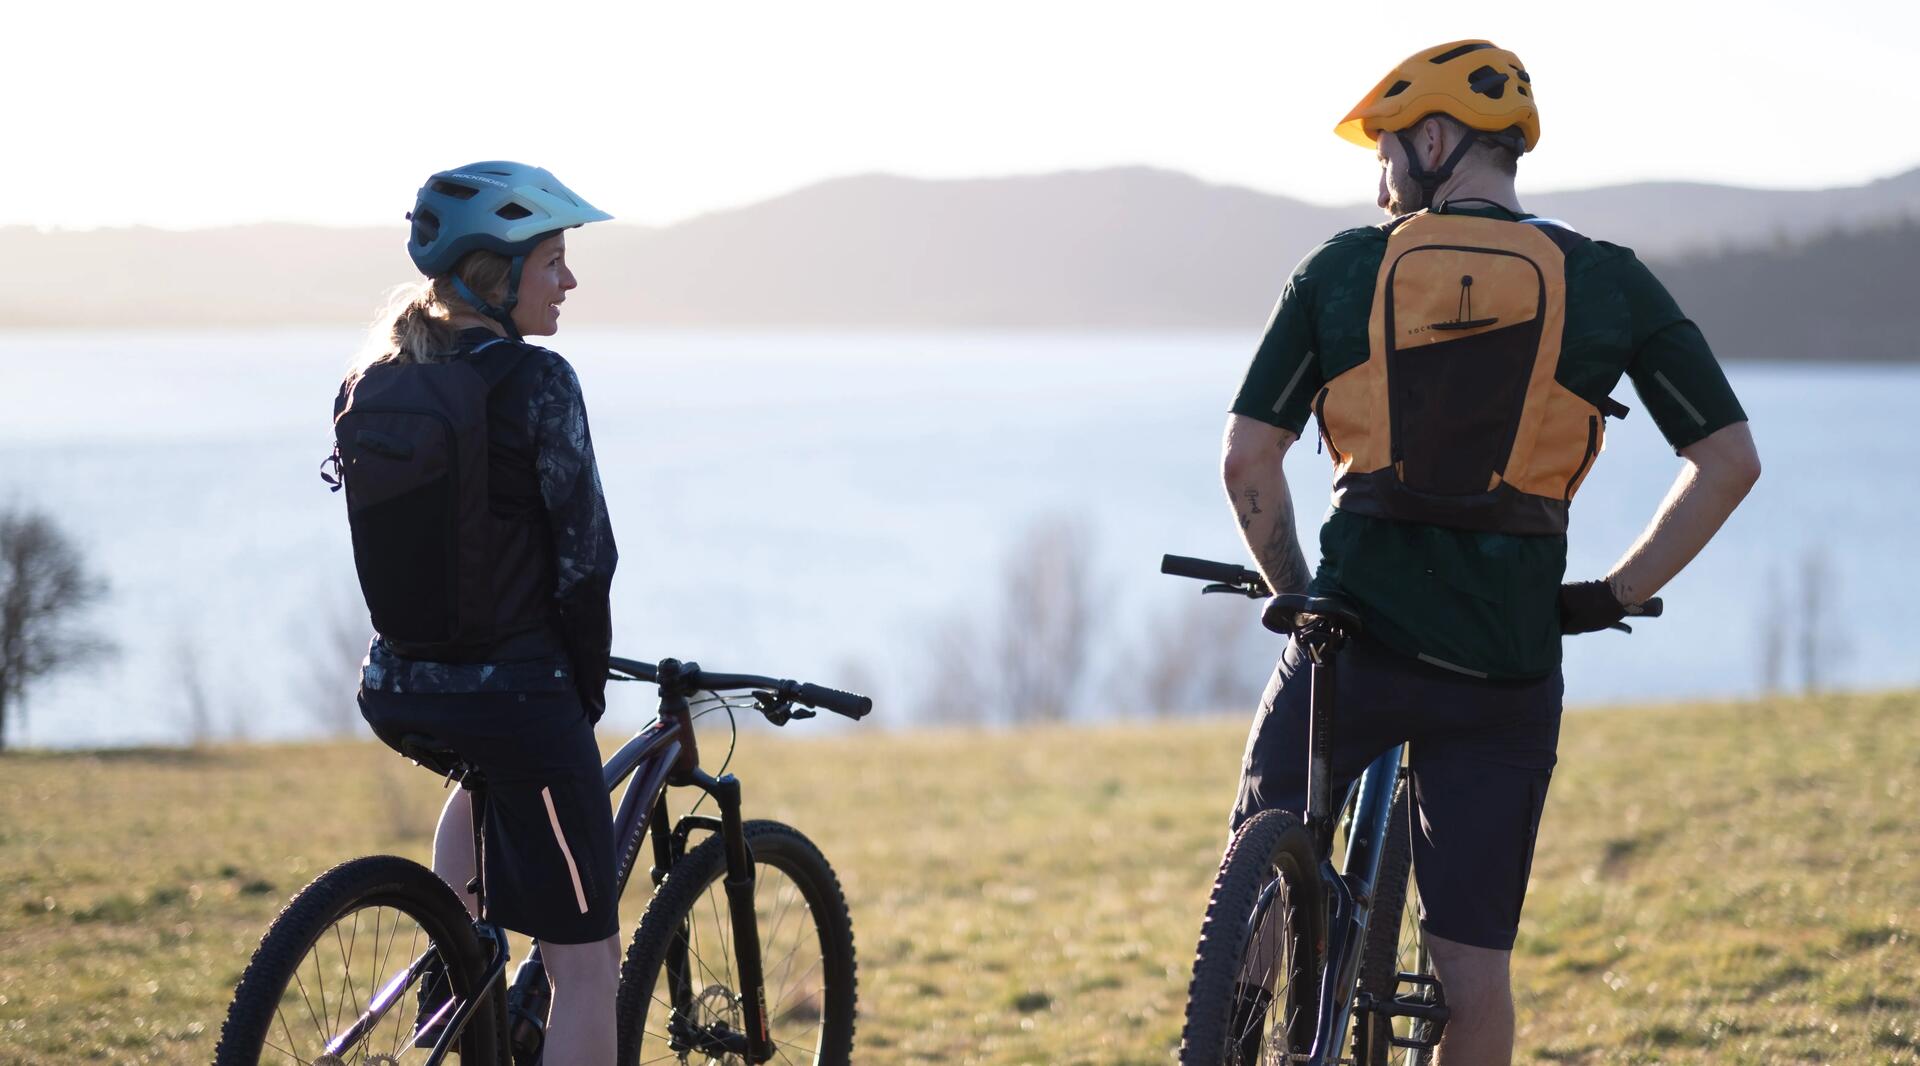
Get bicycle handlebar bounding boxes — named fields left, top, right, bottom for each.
left=606, top=656, right=874, bottom=720
left=1160, top=554, right=1270, bottom=598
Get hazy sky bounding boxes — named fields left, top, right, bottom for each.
left=15, top=0, right=1918, bottom=230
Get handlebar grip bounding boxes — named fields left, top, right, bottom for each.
left=607, top=657, right=658, bottom=682
left=1161, top=554, right=1254, bottom=584
left=797, top=683, right=873, bottom=719
left=1626, top=597, right=1663, bottom=618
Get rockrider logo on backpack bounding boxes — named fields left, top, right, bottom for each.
left=322, top=337, right=543, bottom=656
left=1314, top=206, right=1631, bottom=536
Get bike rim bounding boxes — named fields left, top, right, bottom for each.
left=261, top=903, right=443, bottom=1065
left=1228, top=867, right=1309, bottom=1064
left=641, top=865, right=830, bottom=1065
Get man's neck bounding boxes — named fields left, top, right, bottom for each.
left=1431, top=171, right=1523, bottom=215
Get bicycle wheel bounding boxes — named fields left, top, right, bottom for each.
left=615, top=820, right=856, bottom=1066
left=215, top=854, right=506, bottom=1066
left=1352, top=779, right=1437, bottom=1066
left=1178, top=808, right=1325, bottom=1066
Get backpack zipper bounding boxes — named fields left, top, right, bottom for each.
left=1314, top=387, right=1341, bottom=461
left=1564, top=415, right=1599, bottom=498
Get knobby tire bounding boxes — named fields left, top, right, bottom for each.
left=1178, top=808, right=1325, bottom=1066
left=215, top=854, right=507, bottom=1065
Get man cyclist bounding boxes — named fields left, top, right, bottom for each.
left=1221, top=40, right=1760, bottom=1063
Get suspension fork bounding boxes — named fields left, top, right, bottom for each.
left=672, top=768, right=772, bottom=1063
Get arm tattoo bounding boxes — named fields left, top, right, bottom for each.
left=1238, top=488, right=1263, bottom=530
left=1255, top=489, right=1312, bottom=595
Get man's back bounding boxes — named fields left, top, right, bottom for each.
left=1230, top=202, right=1746, bottom=677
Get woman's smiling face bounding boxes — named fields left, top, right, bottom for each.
left=510, top=232, right=576, bottom=337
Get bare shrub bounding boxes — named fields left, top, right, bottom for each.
left=173, top=630, right=218, bottom=747
left=994, top=517, right=1095, bottom=723
left=1794, top=547, right=1850, bottom=695
left=914, top=614, right=991, bottom=724
left=294, top=584, right=373, bottom=737
left=0, top=504, right=114, bottom=750
left=915, top=515, right=1100, bottom=724
left=1109, top=594, right=1263, bottom=717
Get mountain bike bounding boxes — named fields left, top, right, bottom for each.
left=214, top=654, right=871, bottom=1066
left=1160, top=553, right=1656, bottom=1065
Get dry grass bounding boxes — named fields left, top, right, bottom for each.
left=1, top=691, right=1915, bottom=1063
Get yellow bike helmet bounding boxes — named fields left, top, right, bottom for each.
left=1337, top=40, right=1539, bottom=151
left=1336, top=40, right=1539, bottom=207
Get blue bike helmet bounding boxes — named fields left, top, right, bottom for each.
left=406, top=161, right=612, bottom=337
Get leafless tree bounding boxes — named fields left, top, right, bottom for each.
left=992, top=516, right=1095, bottom=723
left=294, top=584, right=373, bottom=737
left=0, top=505, right=113, bottom=751
left=914, top=614, right=991, bottom=724
left=1108, top=594, right=1263, bottom=717
left=1794, top=547, right=1850, bottom=695
left=915, top=515, right=1100, bottom=724
left=173, top=630, right=218, bottom=747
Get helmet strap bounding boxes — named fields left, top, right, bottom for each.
left=1395, top=128, right=1483, bottom=212
left=449, top=254, right=528, bottom=341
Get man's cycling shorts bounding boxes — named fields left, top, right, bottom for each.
left=359, top=686, right=618, bottom=945
left=1232, top=633, right=1562, bottom=951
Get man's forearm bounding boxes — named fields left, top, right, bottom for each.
left=1606, top=423, right=1760, bottom=604
left=1228, top=468, right=1312, bottom=595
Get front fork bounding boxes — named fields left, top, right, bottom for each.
left=659, top=768, right=773, bottom=1063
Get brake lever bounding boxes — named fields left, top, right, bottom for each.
left=753, top=691, right=794, bottom=726
left=1201, top=582, right=1265, bottom=599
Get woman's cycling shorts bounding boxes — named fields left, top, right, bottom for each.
left=359, top=686, right=619, bottom=944
left=1232, top=633, right=1563, bottom=951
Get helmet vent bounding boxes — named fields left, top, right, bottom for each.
left=430, top=180, right=479, bottom=201
left=411, top=207, right=440, bottom=243
left=1383, top=80, right=1412, bottom=98
left=1429, top=42, right=1494, bottom=64
left=1467, top=65, right=1509, bottom=100
left=494, top=202, right=533, bottom=221
left=1513, top=67, right=1531, bottom=83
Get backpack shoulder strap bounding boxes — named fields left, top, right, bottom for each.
left=1379, top=209, right=1425, bottom=236
left=1520, top=216, right=1590, bottom=254
left=458, top=337, right=537, bottom=391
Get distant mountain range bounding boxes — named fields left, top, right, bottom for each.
left=3, top=166, right=1916, bottom=359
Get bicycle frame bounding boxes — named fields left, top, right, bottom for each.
left=1294, top=622, right=1406, bottom=1064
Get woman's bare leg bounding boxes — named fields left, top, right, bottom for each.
left=541, top=934, right=621, bottom=1065
left=431, top=788, right=479, bottom=919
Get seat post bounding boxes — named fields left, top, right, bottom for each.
left=1300, top=619, right=1350, bottom=856
left=463, top=774, right=488, bottom=917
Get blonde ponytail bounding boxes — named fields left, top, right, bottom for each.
left=348, top=251, right=516, bottom=381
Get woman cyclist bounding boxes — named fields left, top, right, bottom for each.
left=335, top=161, right=621, bottom=1062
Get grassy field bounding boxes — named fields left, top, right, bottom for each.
left=1, top=690, right=1915, bottom=1064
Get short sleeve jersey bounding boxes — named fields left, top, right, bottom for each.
left=1231, top=203, right=1747, bottom=678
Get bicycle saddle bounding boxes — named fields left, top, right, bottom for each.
left=1261, top=593, right=1364, bottom=635
left=396, top=733, right=479, bottom=783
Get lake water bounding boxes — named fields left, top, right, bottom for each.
left=1, top=328, right=1915, bottom=747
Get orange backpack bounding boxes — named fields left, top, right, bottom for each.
left=1315, top=209, right=1626, bottom=535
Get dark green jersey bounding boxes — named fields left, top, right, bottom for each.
left=1230, top=204, right=1748, bottom=678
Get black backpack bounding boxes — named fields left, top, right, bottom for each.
left=324, top=338, right=530, bottom=651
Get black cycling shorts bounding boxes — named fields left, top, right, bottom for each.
left=1232, top=633, right=1563, bottom=951
left=359, top=687, right=619, bottom=944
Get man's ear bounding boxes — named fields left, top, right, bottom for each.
left=1421, top=117, right=1449, bottom=170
